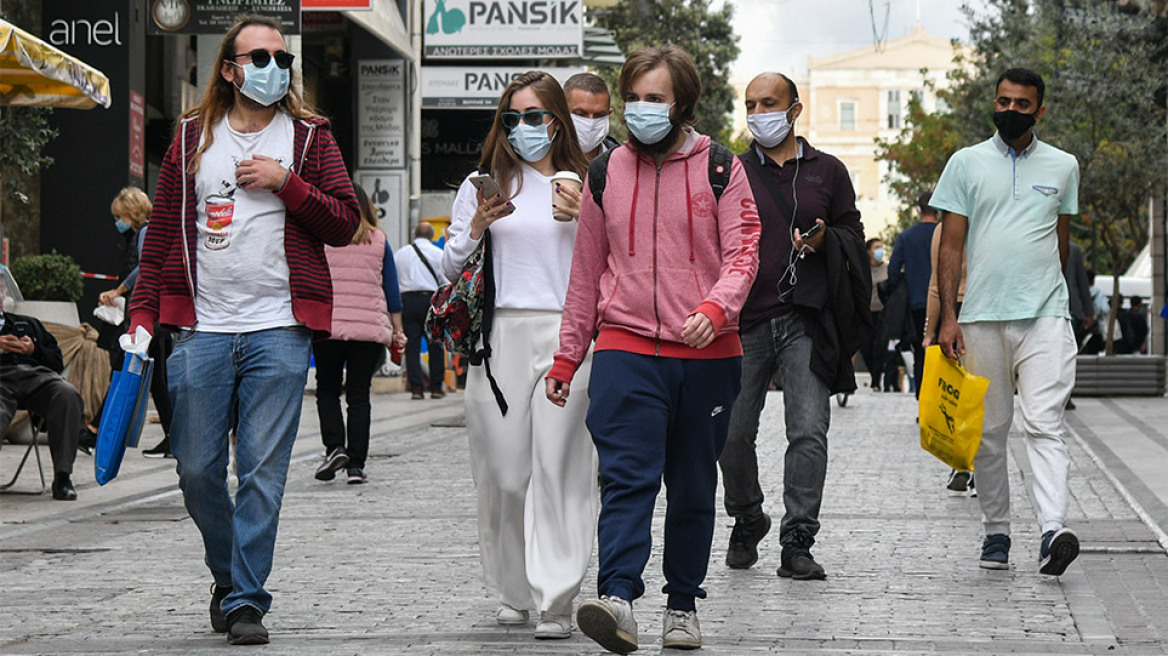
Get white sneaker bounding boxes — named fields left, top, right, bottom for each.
left=661, top=608, right=701, bottom=650
left=534, top=611, right=572, bottom=639
left=495, top=604, right=529, bottom=626
left=577, top=596, right=638, bottom=654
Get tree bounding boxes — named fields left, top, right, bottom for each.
left=590, top=0, right=741, bottom=143
left=874, top=83, right=966, bottom=243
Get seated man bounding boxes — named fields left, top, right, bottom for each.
left=1, top=299, right=85, bottom=500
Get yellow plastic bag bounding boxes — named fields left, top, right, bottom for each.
left=918, top=345, right=990, bottom=471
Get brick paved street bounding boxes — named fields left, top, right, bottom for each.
left=2, top=380, right=1167, bottom=655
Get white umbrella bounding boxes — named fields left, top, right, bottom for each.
left=0, top=18, right=111, bottom=109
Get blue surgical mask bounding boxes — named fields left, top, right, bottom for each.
left=115, top=218, right=132, bottom=234
left=507, top=122, right=555, bottom=162
left=624, top=101, right=675, bottom=145
left=873, top=248, right=885, bottom=263
left=232, top=60, right=290, bottom=107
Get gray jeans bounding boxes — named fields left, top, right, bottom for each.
left=718, top=313, right=831, bottom=544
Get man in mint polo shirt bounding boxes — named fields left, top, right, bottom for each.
left=932, top=68, right=1081, bottom=577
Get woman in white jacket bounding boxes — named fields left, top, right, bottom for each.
left=441, top=70, right=595, bottom=641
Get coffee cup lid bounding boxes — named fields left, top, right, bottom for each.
left=551, top=170, right=582, bottom=184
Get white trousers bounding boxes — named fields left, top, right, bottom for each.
left=466, top=309, right=597, bottom=616
left=963, top=316, right=1076, bottom=536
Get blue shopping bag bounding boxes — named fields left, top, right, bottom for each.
left=94, top=352, right=155, bottom=485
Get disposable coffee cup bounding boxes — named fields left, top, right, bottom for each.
left=551, top=171, right=583, bottom=222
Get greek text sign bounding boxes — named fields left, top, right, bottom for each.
left=421, top=66, right=583, bottom=109
left=358, top=59, right=406, bottom=168
left=147, top=0, right=300, bottom=35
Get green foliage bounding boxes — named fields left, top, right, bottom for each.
left=0, top=106, right=57, bottom=206
left=590, top=0, right=741, bottom=143
left=874, top=84, right=966, bottom=243
left=10, top=251, right=84, bottom=302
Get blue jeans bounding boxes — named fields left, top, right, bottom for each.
left=167, top=327, right=311, bottom=615
left=718, top=313, right=831, bottom=544
left=587, top=351, right=741, bottom=611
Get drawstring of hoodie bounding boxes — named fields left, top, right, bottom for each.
left=683, top=159, right=695, bottom=262
left=628, top=164, right=641, bottom=256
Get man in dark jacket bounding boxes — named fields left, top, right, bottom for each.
left=717, top=72, right=868, bottom=581
left=0, top=301, right=84, bottom=500
left=886, top=192, right=938, bottom=398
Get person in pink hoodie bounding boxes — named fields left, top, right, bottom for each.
left=545, top=46, right=760, bottom=654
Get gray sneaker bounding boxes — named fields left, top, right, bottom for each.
left=661, top=608, right=701, bottom=650
left=577, top=596, right=637, bottom=654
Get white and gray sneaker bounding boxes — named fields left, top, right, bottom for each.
left=495, top=604, right=529, bottom=626
left=577, top=595, right=638, bottom=654
left=661, top=608, right=701, bottom=650
left=534, top=611, right=572, bottom=639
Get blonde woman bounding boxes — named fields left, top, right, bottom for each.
left=442, top=70, right=595, bottom=641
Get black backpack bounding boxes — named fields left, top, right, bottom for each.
left=587, top=141, right=735, bottom=211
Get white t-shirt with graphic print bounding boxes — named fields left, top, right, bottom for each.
left=193, top=111, right=297, bottom=332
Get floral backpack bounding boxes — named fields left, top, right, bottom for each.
left=425, top=228, right=508, bottom=414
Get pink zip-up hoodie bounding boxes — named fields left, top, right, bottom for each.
left=549, top=130, right=761, bottom=384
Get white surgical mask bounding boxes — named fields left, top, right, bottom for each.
left=232, top=60, right=290, bottom=107
left=747, top=106, right=795, bottom=149
left=624, top=101, right=675, bottom=145
left=872, top=247, right=885, bottom=263
left=571, top=114, right=610, bottom=153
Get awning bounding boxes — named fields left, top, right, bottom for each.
left=344, top=0, right=414, bottom=62
left=0, top=19, right=111, bottom=109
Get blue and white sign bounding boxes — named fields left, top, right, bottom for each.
left=423, top=0, right=582, bottom=59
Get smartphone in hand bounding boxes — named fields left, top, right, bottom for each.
left=469, top=174, right=502, bottom=199
left=800, top=221, right=823, bottom=240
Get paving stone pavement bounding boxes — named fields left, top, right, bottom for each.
left=2, top=382, right=1167, bottom=655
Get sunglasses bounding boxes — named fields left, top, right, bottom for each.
left=500, top=110, right=554, bottom=129
left=230, top=49, right=295, bottom=70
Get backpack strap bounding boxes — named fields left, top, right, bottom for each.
left=707, top=141, right=733, bottom=203
left=587, top=149, right=613, bottom=211
left=469, top=229, right=508, bottom=415
left=587, top=143, right=733, bottom=211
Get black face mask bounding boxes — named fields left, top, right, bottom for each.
left=993, top=109, right=1036, bottom=141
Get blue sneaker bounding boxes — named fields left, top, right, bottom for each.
left=980, top=534, right=1011, bottom=570
left=1039, top=528, right=1080, bottom=576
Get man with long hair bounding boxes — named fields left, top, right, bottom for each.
left=128, top=14, right=359, bottom=645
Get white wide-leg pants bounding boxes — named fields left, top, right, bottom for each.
left=962, top=316, right=1076, bottom=536
left=466, top=309, right=597, bottom=616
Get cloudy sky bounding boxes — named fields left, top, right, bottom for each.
left=722, top=0, right=990, bottom=82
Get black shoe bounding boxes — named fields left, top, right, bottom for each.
left=1039, top=528, right=1080, bottom=576
left=226, top=605, right=269, bottom=645
left=314, top=447, right=349, bottom=481
left=143, top=437, right=173, bottom=459
left=210, top=583, right=233, bottom=633
left=947, top=470, right=972, bottom=492
left=346, top=467, right=367, bottom=485
left=51, top=474, right=77, bottom=501
left=78, top=428, right=97, bottom=456
left=777, top=532, right=826, bottom=580
left=726, top=512, right=771, bottom=569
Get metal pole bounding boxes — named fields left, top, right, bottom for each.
left=409, top=0, right=423, bottom=231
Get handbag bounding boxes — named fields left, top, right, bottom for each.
left=94, top=352, right=155, bottom=485
left=425, top=229, right=508, bottom=414
left=918, top=345, right=990, bottom=471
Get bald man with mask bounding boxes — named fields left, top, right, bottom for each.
left=717, top=72, right=869, bottom=581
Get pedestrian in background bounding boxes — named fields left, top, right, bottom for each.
left=313, top=182, right=406, bottom=485
left=933, top=67, right=1081, bottom=576
left=443, top=70, right=596, bottom=641
left=887, top=191, right=939, bottom=399
left=564, top=72, right=620, bottom=161
left=394, top=221, right=448, bottom=399
left=129, top=14, right=360, bottom=644
left=862, top=237, right=888, bottom=392
left=548, top=47, right=760, bottom=653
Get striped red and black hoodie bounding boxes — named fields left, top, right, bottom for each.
left=129, top=114, right=360, bottom=338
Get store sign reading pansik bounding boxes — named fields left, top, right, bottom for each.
left=423, top=0, right=581, bottom=59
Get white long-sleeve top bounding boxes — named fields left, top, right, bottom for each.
left=442, top=164, right=578, bottom=311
